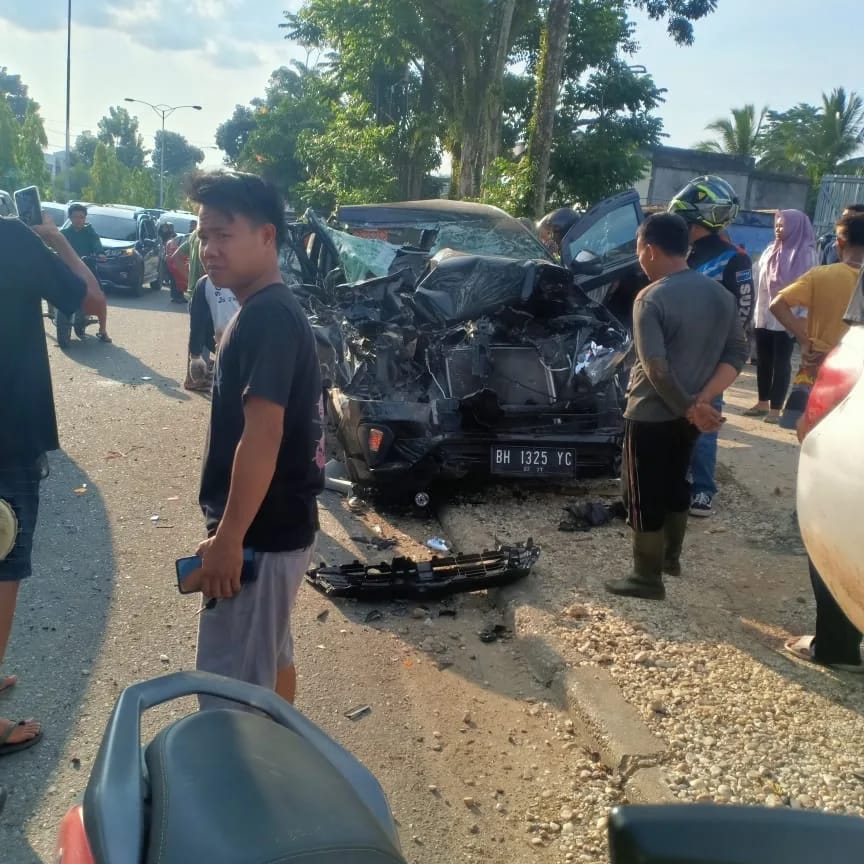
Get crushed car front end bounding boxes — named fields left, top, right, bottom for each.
left=289, top=208, right=631, bottom=497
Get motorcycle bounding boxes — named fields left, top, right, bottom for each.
left=55, top=671, right=406, bottom=864
left=44, top=255, right=103, bottom=348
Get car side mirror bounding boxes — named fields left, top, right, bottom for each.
left=569, top=259, right=604, bottom=276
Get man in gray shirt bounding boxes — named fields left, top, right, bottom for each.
left=606, top=214, right=748, bottom=600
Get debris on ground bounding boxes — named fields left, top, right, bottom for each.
left=558, top=499, right=626, bottom=532
left=478, top=624, right=511, bottom=644
left=305, top=540, right=540, bottom=599
left=426, top=537, right=452, bottom=553
left=350, top=534, right=399, bottom=551
left=344, top=704, right=372, bottom=721
left=324, top=459, right=354, bottom=496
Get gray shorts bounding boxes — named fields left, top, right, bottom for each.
left=196, top=544, right=313, bottom=709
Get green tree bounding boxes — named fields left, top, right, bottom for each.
left=153, top=130, right=205, bottom=178
left=74, top=131, right=100, bottom=168
left=0, top=66, right=36, bottom=123
left=695, top=104, right=767, bottom=156
left=15, top=103, right=50, bottom=193
left=97, top=106, right=147, bottom=170
left=294, top=100, right=399, bottom=211
left=215, top=105, right=258, bottom=163
left=233, top=65, right=333, bottom=201
left=757, top=88, right=864, bottom=209
left=50, top=164, right=91, bottom=202
left=124, top=168, right=156, bottom=207
left=0, top=96, right=18, bottom=189
left=85, top=142, right=126, bottom=203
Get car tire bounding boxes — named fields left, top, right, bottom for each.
left=56, top=310, right=72, bottom=349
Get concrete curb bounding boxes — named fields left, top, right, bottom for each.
left=437, top=504, right=675, bottom=805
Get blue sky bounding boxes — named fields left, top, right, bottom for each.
left=0, top=0, right=860, bottom=170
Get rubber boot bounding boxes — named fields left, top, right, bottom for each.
left=663, top=511, right=689, bottom=576
left=605, top=530, right=666, bottom=600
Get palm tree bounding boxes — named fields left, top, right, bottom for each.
left=695, top=104, right=767, bottom=157
left=759, top=88, right=864, bottom=181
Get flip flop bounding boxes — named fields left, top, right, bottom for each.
left=0, top=720, right=43, bottom=757
left=784, top=636, right=864, bottom=674
left=0, top=675, right=16, bottom=695
left=742, top=407, right=768, bottom=417
left=763, top=414, right=781, bottom=425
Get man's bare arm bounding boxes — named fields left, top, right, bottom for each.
left=770, top=296, right=808, bottom=346
left=696, top=363, right=740, bottom=404
left=216, top=396, right=285, bottom=544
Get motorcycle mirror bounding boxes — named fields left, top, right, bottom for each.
left=608, top=805, right=864, bottom=864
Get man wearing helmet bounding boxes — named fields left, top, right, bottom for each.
left=668, top=176, right=754, bottom=517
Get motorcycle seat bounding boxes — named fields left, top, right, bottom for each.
left=143, top=709, right=405, bottom=864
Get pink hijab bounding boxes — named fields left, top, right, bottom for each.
left=762, top=209, right=815, bottom=292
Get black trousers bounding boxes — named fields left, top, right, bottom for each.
left=809, top=559, right=863, bottom=665
left=622, top=418, right=699, bottom=533
left=755, top=328, right=794, bottom=409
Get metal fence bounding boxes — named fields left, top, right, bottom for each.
left=814, top=175, right=864, bottom=236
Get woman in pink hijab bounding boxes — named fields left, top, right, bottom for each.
left=746, top=209, right=815, bottom=422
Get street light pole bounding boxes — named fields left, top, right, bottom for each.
left=123, top=98, right=203, bottom=209
left=65, top=0, right=72, bottom=199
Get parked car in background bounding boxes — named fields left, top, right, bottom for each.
left=796, top=274, right=864, bottom=632
left=41, top=201, right=68, bottom=226
left=287, top=200, right=633, bottom=502
left=68, top=205, right=161, bottom=295
left=157, top=210, right=198, bottom=237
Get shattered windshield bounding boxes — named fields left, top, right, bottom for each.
left=323, top=226, right=399, bottom=282
left=337, top=211, right=552, bottom=262
left=431, top=219, right=550, bottom=260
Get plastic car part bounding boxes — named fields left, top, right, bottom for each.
left=306, top=540, right=540, bottom=599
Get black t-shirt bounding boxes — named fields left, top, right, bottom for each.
left=0, top=217, right=86, bottom=467
left=199, top=283, right=325, bottom=552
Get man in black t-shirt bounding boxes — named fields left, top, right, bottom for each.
left=0, top=214, right=105, bottom=754
left=188, top=171, right=324, bottom=706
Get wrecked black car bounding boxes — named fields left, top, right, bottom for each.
left=285, top=197, right=643, bottom=500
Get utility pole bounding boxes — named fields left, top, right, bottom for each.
left=65, top=0, right=72, bottom=199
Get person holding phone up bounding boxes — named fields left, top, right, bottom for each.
left=0, top=211, right=107, bottom=756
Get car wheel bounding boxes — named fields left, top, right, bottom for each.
left=56, top=310, right=72, bottom=348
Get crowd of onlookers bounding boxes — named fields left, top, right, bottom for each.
left=2, top=166, right=863, bottom=796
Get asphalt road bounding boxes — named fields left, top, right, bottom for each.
left=0, top=291, right=596, bottom=863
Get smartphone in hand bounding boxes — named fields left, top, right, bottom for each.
left=14, top=186, right=42, bottom=227
left=175, top=549, right=257, bottom=595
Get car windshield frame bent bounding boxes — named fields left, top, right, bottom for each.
left=86, top=213, right=138, bottom=242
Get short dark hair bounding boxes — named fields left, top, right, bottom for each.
left=837, top=213, right=864, bottom=247
left=68, top=203, right=87, bottom=218
left=843, top=203, right=864, bottom=214
left=637, top=213, right=690, bottom=257
left=185, top=170, right=285, bottom=248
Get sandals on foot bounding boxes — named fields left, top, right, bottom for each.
left=97, top=331, right=113, bottom=343
left=743, top=406, right=768, bottom=417
left=0, top=719, right=43, bottom=757
left=0, top=675, right=16, bottom=695
left=784, top=636, right=864, bottom=673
